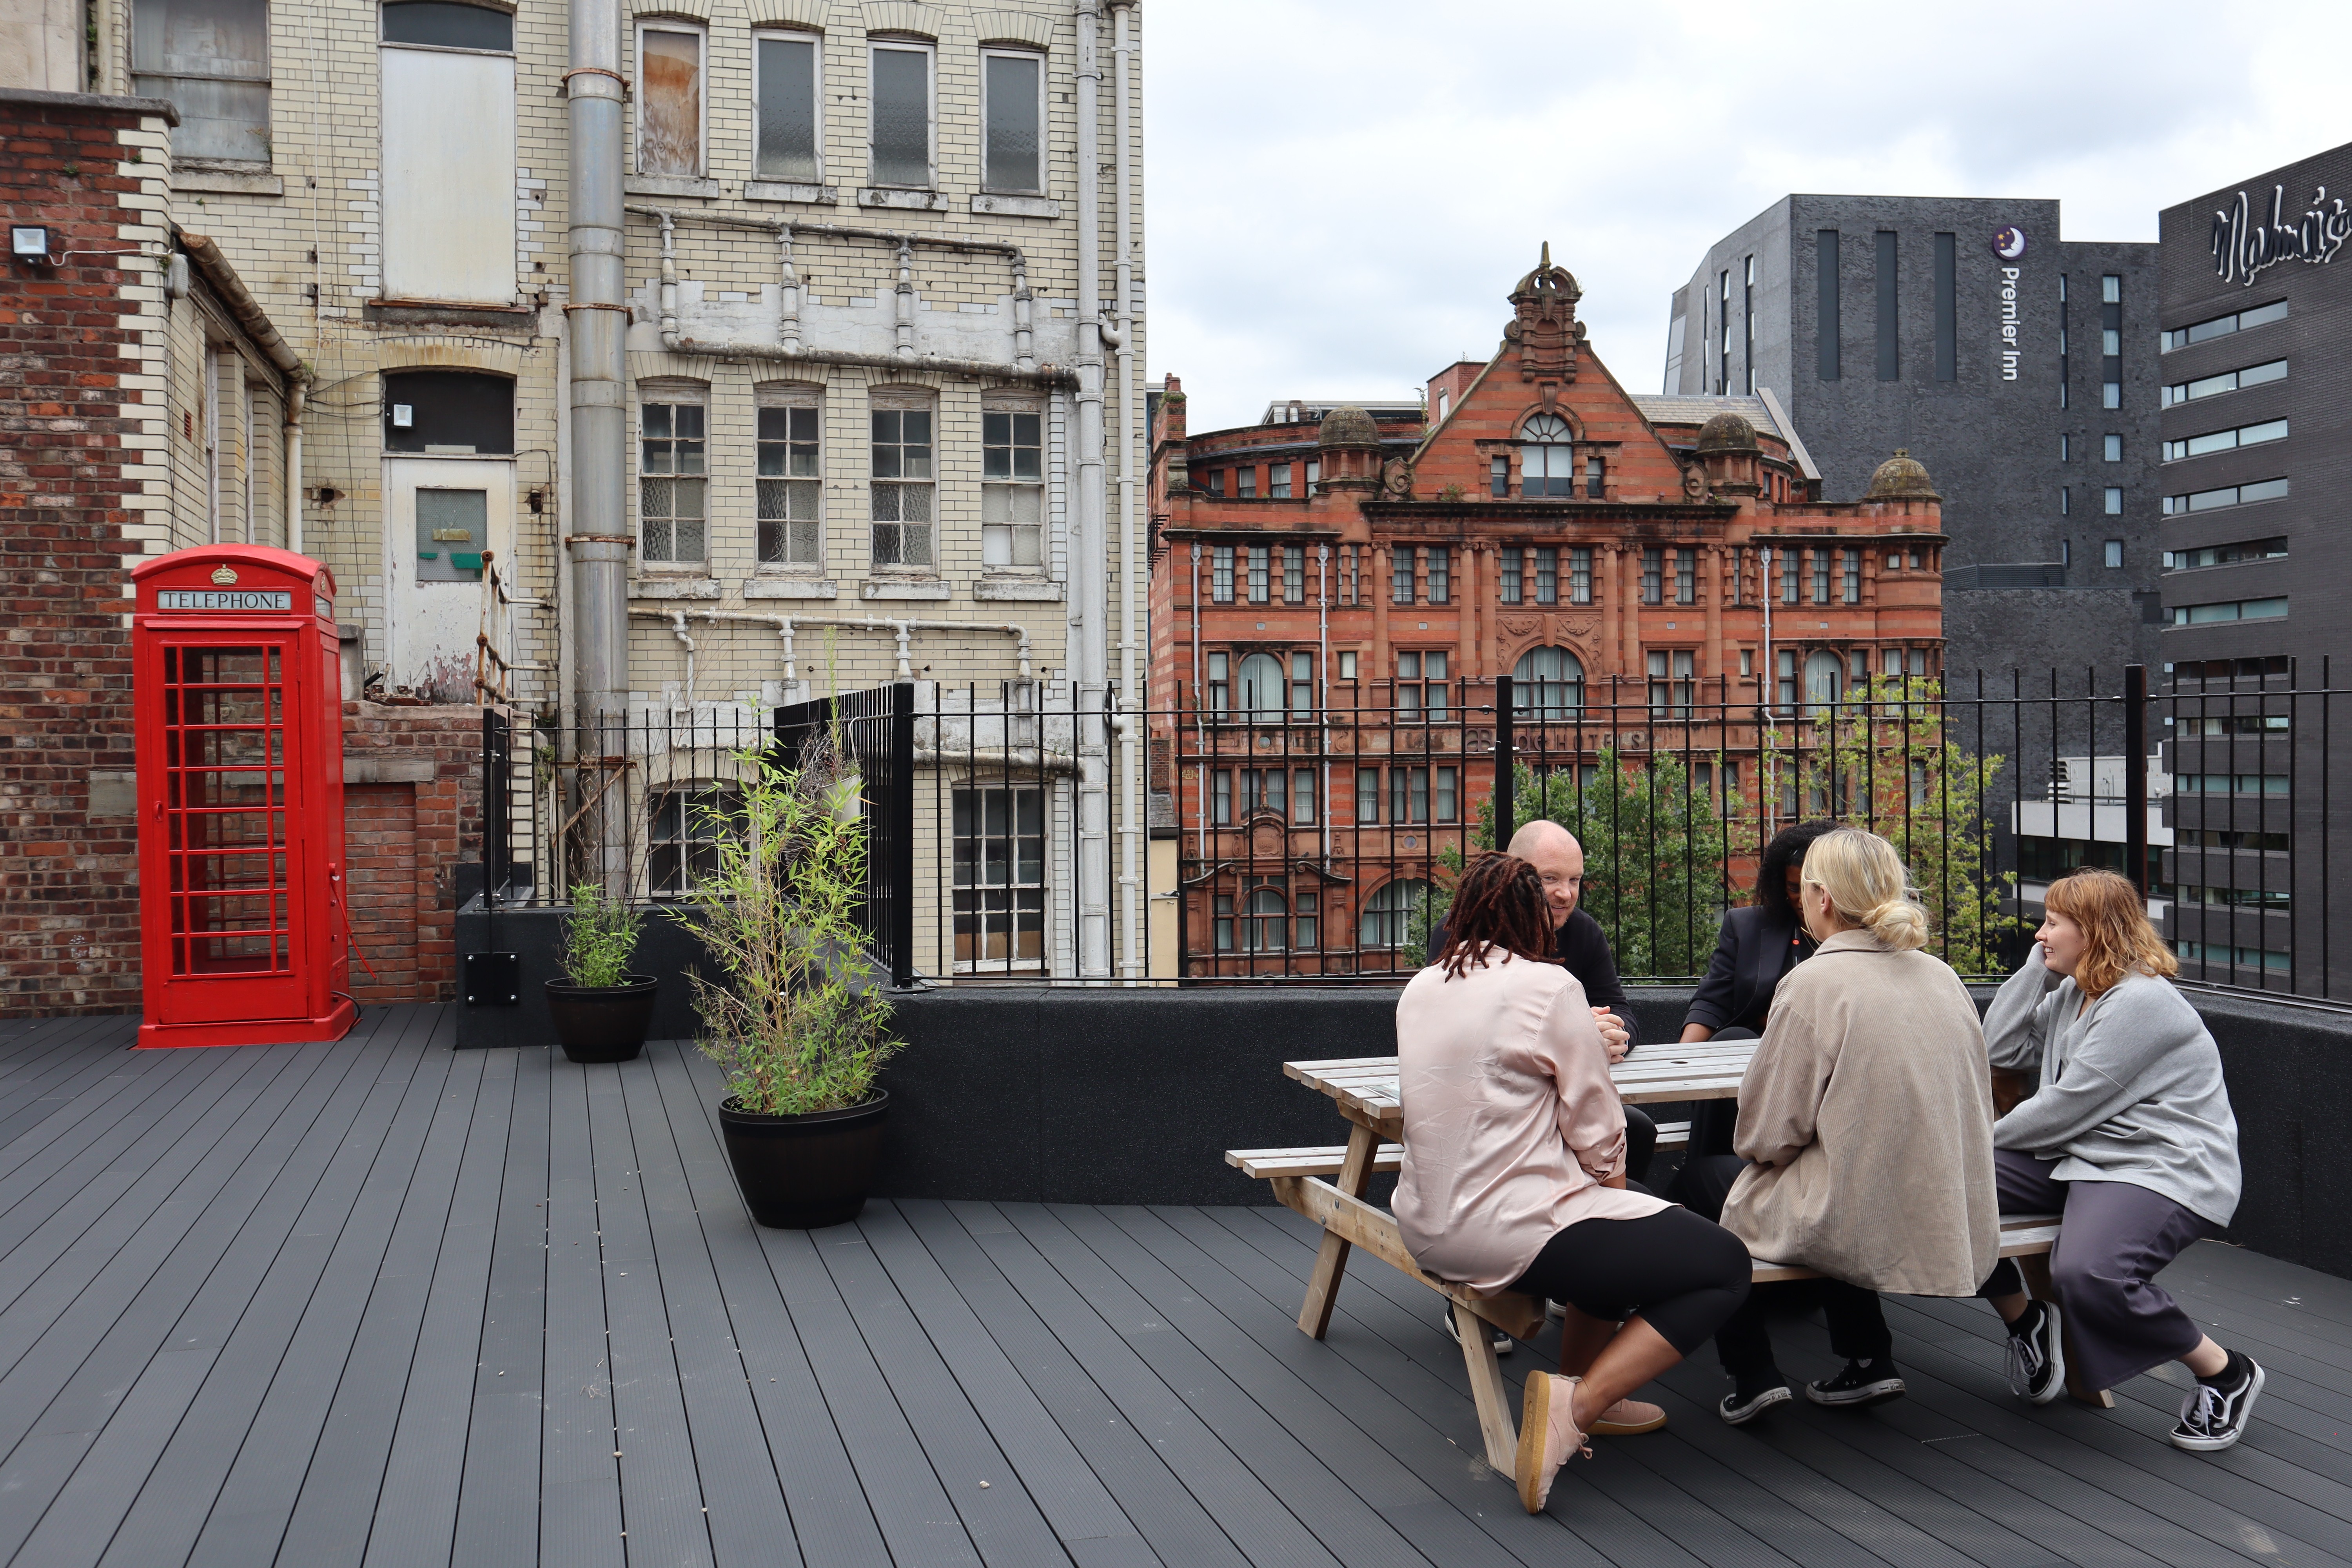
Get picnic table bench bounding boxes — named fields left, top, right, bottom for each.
left=1230, top=1046, right=2098, bottom=1475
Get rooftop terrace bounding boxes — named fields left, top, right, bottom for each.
left=0, top=1004, right=2347, bottom=1568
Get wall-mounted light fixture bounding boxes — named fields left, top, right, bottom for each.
left=11, top=227, right=52, bottom=263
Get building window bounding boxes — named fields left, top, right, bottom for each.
left=1426, top=547, right=1450, bottom=605
left=1804, top=649, right=1843, bottom=713
left=1203, top=468, right=1224, bottom=497
left=1675, top=547, right=1695, bottom=605
left=1304, top=459, right=1319, bottom=492
left=1811, top=548, right=1831, bottom=604
left=869, top=41, right=933, bottom=187
left=756, top=393, right=821, bottom=567
left=1841, top=547, right=1860, bottom=603
left=2164, top=358, right=2288, bottom=407
left=1290, top=768, right=1317, bottom=824
left=2162, top=299, right=2288, bottom=353
left=1210, top=546, right=1234, bottom=603
left=982, top=404, right=1043, bottom=568
left=2061, top=433, right=2071, bottom=462
left=1361, top=878, right=1432, bottom=948
left=2061, top=486, right=2071, bottom=515
left=2163, top=477, right=2290, bottom=514
left=1211, top=769, right=1231, bottom=825
left=2169, top=597, right=2288, bottom=627
left=138, top=0, right=274, bottom=163
left=980, top=48, right=1043, bottom=194
left=1236, top=466, right=1256, bottom=499
left=1205, top=651, right=1228, bottom=714
left=1282, top=545, right=1305, bottom=604
left=1519, top=414, right=1573, bottom=497
left=1356, top=766, right=1379, bottom=824
left=1570, top=546, right=1591, bottom=604
left=2103, top=486, right=2124, bottom=515
left=379, top=2, right=516, bottom=303
left=1241, top=768, right=1286, bottom=818
left=639, top=390, right=707, bottom=564
left=1642, top=546, right=1662, bottom=604
left=1396, top=651, right=1448, bottom=720
left=1777, top=648, right=1798, bottom=712
left=1236, top=652, right=1285, bottom=722
left=1648, top=650, right=1694, bottom=718
left=1817, top=229, right=1841, bottom=381
left=2166, top=538, right=2287, bottom=571
left=1338, top=650, right=1358, bottom=680
left=1933, top=232, right=1957, bottom=381
left=1718, top=269, right=1731, bottom=393
left=1780, top=548, right=1799, bottom=604
left=1490, top=456, right=1509, bottom=498
left=754, top=31, right=820, bottom=181
left=1536, top=546, right=1561, bottom=604
left=1290, top=652, right=1314, bottom=717
left=649, top=785, right=735, bottom=895
left=953, top=786, right=1045, bottom=969
left=2103, top=433, right=2123, bottom=462
left=2100, top=273, right=2122, bottom=409
left=1500, top=548, right=1523, bottom=604
left=1585, top=455, right=1605, bottom=498
left=1875, top=230, right=1899, bottom=381
left=1392, top=547, right=1415, bottom=604
left=636, top=24, right=705, bottom=176
left=2104, top=539, right=2124, bottom=569
left=1743, top=255, right=1756, bottom=393
left=1270, top=463, right=1292, bottom=498
left=2162, top=417, right=2288, bottom=463
left=869, top=403, right=935, bottom=567
left=1246, top=545, right=1270, bottom=604
left=1514, top=646, right=1583, bottom=719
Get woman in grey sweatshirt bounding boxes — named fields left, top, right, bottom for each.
left=1977, top=868, right=2260, bottom=1452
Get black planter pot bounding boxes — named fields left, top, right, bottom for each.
left=719, top=1091, right=890, bottom=1228
left=544, top=975, right=660, bottom=1063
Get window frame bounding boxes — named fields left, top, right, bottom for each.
left=978, top=44, right=1047, bottom=196
left=636, top=379, right=709, bottom=567
left=755, top=383, right=824, bottom=570
left=867, top=391, right=937, bottom=571
left=648, top=782, right=739, bottom=897
left=952, top=782, right=1048, bottom=972
left=867, top=37, right=937, bottom=190
left=751, top=27, right=824, bottom=185
left=137, top=0, right=276, bottom=167
left=980, top=396, right=1046, bottom=572
left=634, top=19, right=709, bottom=178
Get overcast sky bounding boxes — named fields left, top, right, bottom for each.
left=1142, top=0, right=2352, bottom=434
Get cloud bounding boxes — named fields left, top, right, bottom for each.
left=1143, top=0, right=2352, bottom=433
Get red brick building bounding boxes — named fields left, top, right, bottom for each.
left=1147, top=252, right=1947, bottom=976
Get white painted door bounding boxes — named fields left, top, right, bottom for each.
left=383, top=457, right=513, bottom=701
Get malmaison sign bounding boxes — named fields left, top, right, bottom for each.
left=2212, top=184, right=2352, bottom=287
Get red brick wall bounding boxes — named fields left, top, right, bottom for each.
left=342, top=783, right=419, bottom=1003
left=0, top=97, right=156, bottom=1014
left=341, top=701, right=485, bottom=1005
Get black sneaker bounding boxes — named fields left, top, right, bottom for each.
left=1805, top=1359, right=1906, bottom=1407
left=2172, top=1352, right=2264, bottom=1452
left=1719, top=1369, right=1793, bottom=1426
left=2004, top=1300, right=2067, bottom=1406
left=1440, top=1308, right=1514, bottom=1356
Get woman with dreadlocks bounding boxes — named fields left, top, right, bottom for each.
left=1392, top=852, right=1753, bottom=1515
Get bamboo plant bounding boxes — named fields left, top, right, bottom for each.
left=559, top=881, right=644, bottom=987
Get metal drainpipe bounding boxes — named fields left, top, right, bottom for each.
left=1111, top=0, right=1140, bottom=979
left=565, top=0, right=631, bottom=881
left=1073, top=0, right=1110, bottom=978
left=284, top=377, right=305, bottom=556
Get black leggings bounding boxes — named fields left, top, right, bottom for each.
left=1503, top=1207, right=1752, bottom=1356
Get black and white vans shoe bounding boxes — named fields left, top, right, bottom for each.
left=1805, top=1359, right=1907, bottom=1407
left=2004, top=1299, right=2067, bottom=1406
left=2172, top=1352, right=2265, bottom=1453
left=1440, top=1309, right=1514, bottom=1356
left=1719, top=1370, right=1793, bottom=1426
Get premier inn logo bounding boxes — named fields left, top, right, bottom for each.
left=1992, top=227, right=2027, bottom=261
left=211, top=565, right=239, bottom=585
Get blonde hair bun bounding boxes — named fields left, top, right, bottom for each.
left=1805, top=829, right=1931, bottom=951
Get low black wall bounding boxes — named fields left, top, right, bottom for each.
left=454, top=908, right=2352, bottom=1278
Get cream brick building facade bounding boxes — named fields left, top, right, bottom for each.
left=65, top=0, right=1152, bottom=979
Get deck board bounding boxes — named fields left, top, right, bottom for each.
left=0, top=1009, right=2346, bottom=1568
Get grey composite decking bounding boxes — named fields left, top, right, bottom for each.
left=0, top=1004, right=2345, bottom=1568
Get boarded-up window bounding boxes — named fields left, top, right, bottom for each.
left=381, top=20, right=516, bottom=304
left=133, top=0, right=271, bottom=164
left=639, top=26, right=703, bottom=176
left=755, top=32, right=818, bottom=181
left=869, top=43, right=931, bottom=187
left=982, top=51, right=1041, bottom=193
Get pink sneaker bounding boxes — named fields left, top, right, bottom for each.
left=1515, top=1372, right=1592, bottom=1513
left=1588, top=1397, right=1667, bottom=1435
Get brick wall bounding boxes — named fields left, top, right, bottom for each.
left=341, top=701, right=485, bottom=1006
left=0, top=93, right=167, bottom=1014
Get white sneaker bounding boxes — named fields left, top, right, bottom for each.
left=1440, top=1308, right=1514, bottom=1356
left=2171, top=1356, right=2264, bottom=1453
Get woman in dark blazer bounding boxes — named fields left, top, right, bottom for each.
left=1675, top=820, right=1838, bottom=1160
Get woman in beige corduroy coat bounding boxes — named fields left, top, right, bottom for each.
left=1679, top=828, right=1999, bottom=1425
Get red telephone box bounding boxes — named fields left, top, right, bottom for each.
left=132, top=545, right=355, bottom=1047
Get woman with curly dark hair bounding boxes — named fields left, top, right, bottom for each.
left=1393, top=851, right=1751, bottom=1514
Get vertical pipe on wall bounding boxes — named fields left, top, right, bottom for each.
left=1073, top=0, right=1110, bottom=977
left=284, top=378, right=305, bottom=556
left=1111, top=0, right=1140, bottom=979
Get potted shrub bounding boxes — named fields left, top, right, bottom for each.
left=544, top=880, right=659, bottom=1063
left=675, top=733, right=900, bottom=1229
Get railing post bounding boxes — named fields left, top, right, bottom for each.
left=891, top=681, right=916, bottom=987
left=2124, top=664, right=2148, bottom=898
left=1494, top=674, right=1514, bottom=851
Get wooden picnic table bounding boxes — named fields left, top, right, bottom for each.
left=1243, top=1040, right=2091, bottom=1473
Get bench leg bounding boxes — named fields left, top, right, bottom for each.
left=1455, top=1301, right=1520, bottom=1474
left=2018, top=1252, right=2114, bottom=1409
left=1296, top=1122, right=1378, bottom=1339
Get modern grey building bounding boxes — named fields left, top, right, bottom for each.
left=1664, top=196, right=2164, bottom=684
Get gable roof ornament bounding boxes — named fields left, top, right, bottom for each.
left=1506, top=241, right=1583, bottom=383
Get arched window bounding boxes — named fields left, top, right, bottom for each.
left=1519, top=413, right=1573, bottom=497
left=1236, top=652, right=1286, bottom=722
left=1804, top=649, right=1844, bottom=714
left=1360, top=878, right=1432, bottom=949
left=1243, top=886, right=1288, bottom=951
left=1512, top=646, right=1585, bottom=720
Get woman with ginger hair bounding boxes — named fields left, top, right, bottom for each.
left=1978, top=867, right=2257, bottom=1452
left=1393, top=852, right=1751, bottom=1515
